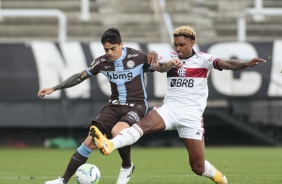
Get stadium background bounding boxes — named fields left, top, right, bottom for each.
left=0, top=0, right=282, bottom=148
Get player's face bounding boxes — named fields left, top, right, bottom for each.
left=173, top=36, right=194, bottom=59
left=103, top=42, right=123, bottom=61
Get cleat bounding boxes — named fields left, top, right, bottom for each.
left=45, top=177, right=65, bottom=184
left=89, top=126, right=99, bottom=142
left=212, top=169, right=228, bottom=184
left=116, top=162, right=135, bottom=184
left=90, top=125, right=113, bottom=155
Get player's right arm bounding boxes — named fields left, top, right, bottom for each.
left=38, top=70, right=91, bottom=98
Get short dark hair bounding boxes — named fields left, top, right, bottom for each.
left=101, top=28, right=122, bottom=45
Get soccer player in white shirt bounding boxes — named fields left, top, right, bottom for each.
left=90, top=26, right=266, bottom=184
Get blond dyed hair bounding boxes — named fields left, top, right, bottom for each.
left=173, top=26, right=196, bottom=40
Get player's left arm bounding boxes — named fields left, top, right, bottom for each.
left=218, top=57, right=266, bottom=71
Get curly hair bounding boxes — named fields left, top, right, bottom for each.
left=173, top=26, right=196, bottom=40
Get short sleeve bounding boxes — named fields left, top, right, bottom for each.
left=202, top=53, right=222, bottom=71
left=86, top=59, right=101, bottom=76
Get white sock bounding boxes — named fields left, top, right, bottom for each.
left=202, top=160, right=216, bottom=178
left=112, top=124, right=143, bottom=149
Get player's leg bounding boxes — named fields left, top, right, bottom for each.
left=111, top=107, right=146, bottom=184
left=61, top=135, right=95, bottom=182
left=183, top=138, right=205, bottom=174
left=95, top=105, right=138, bottom=184
left=115, top=145, right=135, bottom=184
left=91, top=109, right=166, bottom=155
left=45, top=126, right=99, bottom=184
left=111, top=121, right=132, bottom=168
left=46, top=105, right=115, bottom=184
left=183, top=138, right=227, bottom=184
left=111, top=121, right=134, bottom=184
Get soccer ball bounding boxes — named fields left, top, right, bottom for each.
left=76, top=163, right=101, bottom=184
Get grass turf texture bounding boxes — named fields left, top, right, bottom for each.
left=0, top=147, right=282, bottom=184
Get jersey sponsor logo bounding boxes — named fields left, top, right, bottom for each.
left=170, top=78, right=194, bottom=87
left=106, top=71, right=133, bottom=80
left=127, top=60, right=135, bottom=68
left=127, top=54, right=138, bottom=58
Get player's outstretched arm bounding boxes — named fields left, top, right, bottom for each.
left=38, top=70, right=91, bottom=98
left=218, top=57, right=266, bottom=71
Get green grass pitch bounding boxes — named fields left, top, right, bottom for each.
left=0, top=147, right=282, bottom=184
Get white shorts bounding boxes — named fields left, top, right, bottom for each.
left=154, top=104, right=204, bottom=140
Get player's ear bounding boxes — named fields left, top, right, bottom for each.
left=120, top=42, right=124, bottom=47
left=190, top=39, right=195, bottom=47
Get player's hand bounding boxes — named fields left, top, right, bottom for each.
left=147, top=51, right=158, bottom=64
left=247, top=58, right=266, bottom=67
left=170, top=58, right=183, bottom=68
left=38, top=88, right=54, bottom=98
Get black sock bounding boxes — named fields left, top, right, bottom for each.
left=118, top=145, right=132, bottom=168
left=62, top=151, right=88, bottom=183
